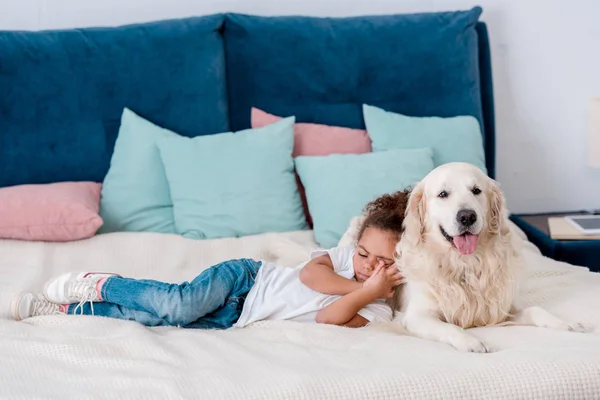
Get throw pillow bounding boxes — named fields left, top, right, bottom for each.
left=251, top=107, right=372, bottom=227
left=363, top=104, right=487, bottom=173
left=98, top=108, right=177, bottom=234
left=156, top=116, right=308, bottom=240
left=295, top=147, right=434, bottom=248
left=0, top=182, right=103, bottom=241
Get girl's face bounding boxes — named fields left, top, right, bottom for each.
left=352, top=226, right=398, bottom=283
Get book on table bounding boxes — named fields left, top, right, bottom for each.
left=548, top=215, right=600, bottom=240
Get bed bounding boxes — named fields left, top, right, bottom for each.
left=1, top=7, right=600, bottom=400
left=1, top=225, right=600, bottom=399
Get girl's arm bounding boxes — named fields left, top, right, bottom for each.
left=299, top=254, right=362, bottom=295
left=316, top=263, right=402, bottom=327
left=317, top=287, right=378, bottom=327
left=315, top=286, right=378, bottom=327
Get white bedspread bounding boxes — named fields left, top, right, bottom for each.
left=1, top=224, right=600, bottom=400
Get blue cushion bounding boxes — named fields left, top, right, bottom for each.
left=98, top=108, right=178, bottom=234
left=223, top=8, right=483, bottom=132
left=363, top=104, right=487, bottom=173
left=0, top=15, right=229, bottom=188
left=295, top=148, right=435, bottom=248
left=156, top=117, right=308, bottom=240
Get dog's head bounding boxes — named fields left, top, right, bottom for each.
left=403, top=162, right=508, bottom=255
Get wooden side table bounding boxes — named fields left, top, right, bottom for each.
left=516, top=211, right=589, bottom=239
left=510, top=211, right=600, bottom=273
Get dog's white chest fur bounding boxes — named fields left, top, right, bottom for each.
left=400, top=248, right=519, bottom=329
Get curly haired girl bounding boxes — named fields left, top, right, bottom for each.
left=11, top=190, right=410, bottom=329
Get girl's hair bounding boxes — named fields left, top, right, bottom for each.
left=357, top=189, right=411, bottom=241
left=357, top=189, right=411, bottom=316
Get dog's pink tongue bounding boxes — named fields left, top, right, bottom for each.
left=453, top=234, right=478, bottom=255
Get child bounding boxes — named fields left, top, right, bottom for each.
left=11, top=190, right=409, bottom=329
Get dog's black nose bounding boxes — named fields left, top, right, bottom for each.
left=457, top=209, right=477, bottom=227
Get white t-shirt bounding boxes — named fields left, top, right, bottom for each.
left=233, top=245, right=393, bottom=328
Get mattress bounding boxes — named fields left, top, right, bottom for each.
left=1, top=223, right=599, bottom=399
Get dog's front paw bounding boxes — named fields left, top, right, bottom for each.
left=449, top=333, right=489, bottom=353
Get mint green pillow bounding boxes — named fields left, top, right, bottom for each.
left=99, top=108, right=176, bottom=234
left=363, top=104, right=487, bottom=173
left=156, top=117, right=308, bottom=240
left=295, top=147, right=434, bottom=248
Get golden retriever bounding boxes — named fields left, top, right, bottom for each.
left=396, top=162, right=591, bottom=352
left=342, top=162, right=589, bottom=352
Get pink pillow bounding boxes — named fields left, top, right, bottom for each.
left=251, top=107, right=372, bottom=226
left=0, top=182, right=103, bottom=242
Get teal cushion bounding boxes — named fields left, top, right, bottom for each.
left=363, top=104, right=487, bottom=173
left=156, top=117, right=308, bottom=239
left=99, top=108, right=177, bottom=234
left=295, top=147, right=435, bottom=248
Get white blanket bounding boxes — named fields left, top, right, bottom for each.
left=1, top=224, right=600, bottom=400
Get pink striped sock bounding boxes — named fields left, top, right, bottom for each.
left=96, top=278, right=109, bottom=300
left=59, top=304, right=69, bottom=313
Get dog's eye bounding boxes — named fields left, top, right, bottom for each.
left=472, top=187, right=482, bottom=195
left=438, top=190, right=448, bottom=199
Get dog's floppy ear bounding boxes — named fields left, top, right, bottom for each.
left=488, top=180, right=509, bottom=236
left=403, top=182, right=427, bottom=243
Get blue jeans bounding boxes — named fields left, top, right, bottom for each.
left=68, top=258, right=262, bottom=329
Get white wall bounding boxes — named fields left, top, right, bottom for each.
left=1, top=0, right=599, bottom=214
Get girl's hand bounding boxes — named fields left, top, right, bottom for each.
left=362, top=261, right=404, bottom=298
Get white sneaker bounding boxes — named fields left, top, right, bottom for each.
left=10, top=292, right=65, bottom=321
left=43, top=272, right=120, bottom=304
